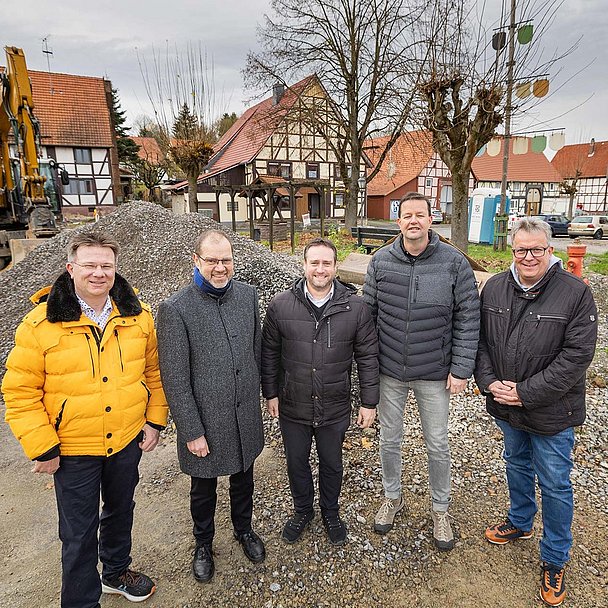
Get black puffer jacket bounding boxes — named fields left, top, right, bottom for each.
left=261, top=279, right=379, bottom=427
left=474, top=264, right=597, bottom=435
left=363, top=232, right=480, bottom=381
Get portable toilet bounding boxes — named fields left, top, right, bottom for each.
left=468, top=188, right=510, bottom=244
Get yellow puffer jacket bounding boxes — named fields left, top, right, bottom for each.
left=2, top=272, right=168, bottom=460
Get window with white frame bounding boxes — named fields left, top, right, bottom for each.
left=227, top=200, right=239, bottom=212
left=74, top=148, right=92, bottom=164
left=63, top=178, right=94, bottom=195
left=426, top=178, right=432, bottom=187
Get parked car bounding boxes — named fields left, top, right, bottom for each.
left=530, top=214, right=570, bottom=237
left=431, top=209, right=443, bottom=224
left=567, top=215, right=608, bottom=240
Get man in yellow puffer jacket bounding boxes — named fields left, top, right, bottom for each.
left=2, top=231, right=168, bottom=608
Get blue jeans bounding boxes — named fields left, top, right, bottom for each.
left=378, top=374, right=451, bottom=512
left=496, top=418, right=575, bottom=567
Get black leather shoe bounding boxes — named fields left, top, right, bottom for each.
left=234, top=529, right=266, bottom=563
left=192, top=544, right=214, bottom=583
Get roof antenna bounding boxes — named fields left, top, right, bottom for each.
left=42, top=35, right=54, bottom=94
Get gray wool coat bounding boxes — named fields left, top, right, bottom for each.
left=156, top=280, right=264, bottom=478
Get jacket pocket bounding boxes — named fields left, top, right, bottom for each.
left=482, top=305, right=507, bottom=348
left=141, top=381, right=151, bottom=404
left=524, top=314, right=568, bottom=358
left=54, top=399, right=68, bottom=431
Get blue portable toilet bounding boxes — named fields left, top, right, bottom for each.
left=468, top=188, right=510, bottom=244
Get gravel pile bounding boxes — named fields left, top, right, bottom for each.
left=0, top=201, right=302, bottom=365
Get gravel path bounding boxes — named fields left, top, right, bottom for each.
left=0, top=201, right=606, bottom=607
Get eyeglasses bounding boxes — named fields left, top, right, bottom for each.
left=71, top=261, right=116, bottom=272
left=195, top=254, right=234, bottom=267
left=511, top=247, right=549, bottom=259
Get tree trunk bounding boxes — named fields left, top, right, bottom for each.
left=567, top=192, right=575, bottom=220
left=344, top=183, right=358, bottom=230
left=451, top=169, right=470, bottom=252
left=187, top=172, right=199, bottom=213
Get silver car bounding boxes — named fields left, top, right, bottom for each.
left=567, top=215, right=608, bottom=240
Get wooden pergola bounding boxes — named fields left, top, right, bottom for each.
left=213, top=177, right=332, bottom=253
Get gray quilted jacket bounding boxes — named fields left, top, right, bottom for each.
left=363, top=231, right=480, bottom=382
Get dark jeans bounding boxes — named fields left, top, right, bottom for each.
left=279, top=416, right=349, bottom=517
left=53, top=435, right=142, bottom=608
left=190, top=464, right=254, bottom=547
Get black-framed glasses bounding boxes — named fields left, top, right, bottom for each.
left=194, top=253, right=234, bottom=267
left=511, top=247, right=550, bottom=259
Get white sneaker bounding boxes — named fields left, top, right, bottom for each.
left=432, top=510, right=454, bottom=551
left=374, top=496, right=405, bottom=534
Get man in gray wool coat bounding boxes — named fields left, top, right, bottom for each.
left=157, top=229, right=265, bottom=584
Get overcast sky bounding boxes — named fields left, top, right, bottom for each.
left=3, top=0, right=607, bottom=149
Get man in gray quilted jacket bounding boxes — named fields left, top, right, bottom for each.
left=363, top=192, right=480, bottom=550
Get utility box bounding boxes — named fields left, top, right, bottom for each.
left=468, top=188, right=510, bottom=244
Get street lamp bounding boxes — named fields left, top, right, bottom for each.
left=358, top=176, right=367, bottom=225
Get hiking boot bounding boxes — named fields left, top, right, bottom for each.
left=540, top=562, right=566, bottom=606
left=282, top=510, right=314, bottom=544
left=485, top=519, right=534, bottom=545
left=374, top=496, right=405, bottom=534
left=101, top=569, right=156, bottom=602
left=432, top=510, right=454, bottom=551
left=322, top=513, right=347, bottom=546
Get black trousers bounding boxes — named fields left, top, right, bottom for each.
left=279, top=416, right=349, bottom=517
left=190, top=464, right=254, bottom=547
left=53, top=435, right=142, bottom=608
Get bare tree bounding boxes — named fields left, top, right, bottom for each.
left=138, top=43, right=217, bottom=213
left=416, top=0, right=577, bottom=251
left=245, top=0, right=427, bottom=229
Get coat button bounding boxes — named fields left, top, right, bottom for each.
left=236, top=369, right=240, bottom=375
left=107, top=448, right=113, bottom=454
left=101, top=347, right=104, bottom=352
left=102, top=376, right=108, bottom=382
left=313, top=339, right=317, bottom=343
left=105, top=406, right=111, bottom=412
left=106, top=433, right=112, bottom=438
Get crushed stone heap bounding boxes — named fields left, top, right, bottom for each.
left=0, top=201, right=303, bottom=366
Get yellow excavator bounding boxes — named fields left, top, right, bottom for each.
left=0, top=46, right=67, bottom=269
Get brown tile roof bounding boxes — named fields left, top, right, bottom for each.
left=551, top=140, right=608, bottom=179
left=364, top=131, right=434, bottom=196
left=472, top=137, right=562, bottom=183
left=204, top=75, right=317, bottom=177
left=130, top=136, right=164, bottom=163
left=28, top=70, right=113, bottom=148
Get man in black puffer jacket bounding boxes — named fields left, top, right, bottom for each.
left=262, top=238, right=379, bottom=546
left=363, top=192, right=480, bottom=551
left=475, top=217, right=597, bottom=607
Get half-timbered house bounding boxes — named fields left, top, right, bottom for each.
left=29, top=70, right=120, bottom=215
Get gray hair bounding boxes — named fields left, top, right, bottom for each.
left=511, top=217, right=552, bottom=243
left=66, top=231, right=120, bottom=261
left=195, top=229, right=232, bottom=255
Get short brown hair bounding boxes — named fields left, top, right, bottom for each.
left=66, top=231, right=120, bottom=261
left=303, top=237, right=337, bottom=263
left=195, top=229, right=233, bottom=255
left=399, top=192, right=431, bottom=216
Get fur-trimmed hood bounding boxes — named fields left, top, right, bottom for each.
left=31, top=271, right=142, bottom=323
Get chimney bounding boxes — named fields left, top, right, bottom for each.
left=272, top=82, right=285, bottom=105
left=588, top=138, right=595, bottom=157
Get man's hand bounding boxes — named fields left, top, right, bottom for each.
left=489, top=380, right=522, bottom=407
left=187, top=435, right=210, bottom=458
left=446, top=374, right=467, bottom=395
left=33, top=456, right=60, bottom=475
left=266, top=397, right=279, bottom=418
left=357, top=406, right=376, bottom=429
left=139, top=423, right=160, bottom=452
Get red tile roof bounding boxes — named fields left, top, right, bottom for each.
left=551, top=140, right=608, bottom=179
left=203, top=75, right=317, bottom=177
left=364, top=131, right=434, bottom=196
left=27, top=70, right=114, bottom=148
left=130, top=136, right=164, bottom=163
left=472, top=137, right=562, bottom=183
